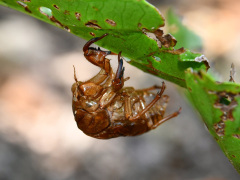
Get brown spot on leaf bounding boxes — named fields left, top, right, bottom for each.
left=197, top=71, right=203, bottom=79
left=39, top=7, right=70, bottom=32
left=233, top=134, right=240, bottom=139
left=153, top=29, right=177, bottom=48
left=163, top=34, right=177, bottom=48
left=50, top=16, right=63, bottom=27
left=194, top=55, right=210, bottom=70
left=173, top=47, right=185, bottom=54
left=208, top=90, right=216, bottom=94
left=17, top=1, right=32, bottom=13
left=138, top=23, right=142, bottom=28
left=90, top=32, right=95, bottom=36
left=162, top=47, right=185, bottom=55
left=105, top=19, right=116, bottom=26
left=143, top=28, right=187, bottom=55
left=20, top=0, right=31, bottom=2
left=53, top=5, right=59, bottom=10
left=92, top=6, right=98, bottom=11
left=212, top=91, right=240, bottom=136
left=85, top=21, right=101, bottom=30
left=64, top=10, right=70, bottom=15
left=64, top=26, right=70, bottom=32
left=214, top=92, right=238, bottom=121
left=50, top=16, right=70, bottom=32
left=75, top=12, right=81, bottom=21
left=153, top=29, right=163, bottom=37
left=50, top=16, right=62, bottom=26
left=214, top=120, right=225, bottom=136
left=24, top=7, right=31, bottom=13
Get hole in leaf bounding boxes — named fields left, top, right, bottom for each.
left=53, top=5, right=59, bottom=10
left=75, top=12, right=81, bottom=20
left=90, top=32, right=95, bottom=36
left=153, top=29, right=177, bottom=48
left=85, top=21, right=101, bottom=29
left=105, top=19, right=116, bottom=26
left=17, top=1, right=27, bottom=6
left=233, top=134, right=240, bottom=139
left=39, top=7, right=70, bottom=32
left=17, top=1, right=31, bottom=13
left=194, top=55, right=210, bottom=70
left=219, top=97, right=231, bottom=105
left=153, top=56, right=161, bottom=62
left=213, top=120, right=225, bottom=136
left=64, top=26, right=70, bottom=32
left=39, top=7, right=53, bottom=17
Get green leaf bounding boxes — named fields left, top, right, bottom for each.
left=0, top=0, right=209, bottom=87
left=185, top=69, right=240, bottom=173
left=166, top=9, right=203, bottom=51
left=130, top=49, right=208, bottom=87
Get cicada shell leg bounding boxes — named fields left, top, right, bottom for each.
left=124, top=94, right=132, bottom=119
left=73, top=64, right=109, bottom=85
left=136, top=85, right=163, bottom=92
left=83, top=33, right=109, bottom=53
left=151, top=107, right=182, bottom=129
left=128, top=82, right=166, bottom=121
left=112, top=52, right=126, bottom=91
left=83, top=33, right=116, bottom=74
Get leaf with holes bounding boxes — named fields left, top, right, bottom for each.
left=185, top=69, right=240, bottom=173
left=0, top=0, right=209, bottom=87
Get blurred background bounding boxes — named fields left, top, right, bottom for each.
left=0, top=0, right=240, bottom=179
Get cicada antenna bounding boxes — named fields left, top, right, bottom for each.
left=73, top=65, right=78, bottom=83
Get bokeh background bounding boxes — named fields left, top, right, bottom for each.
left=0, top=0, right=240, bottom=179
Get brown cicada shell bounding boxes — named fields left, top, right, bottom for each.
left=71, top=34, right=181, bottom=139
